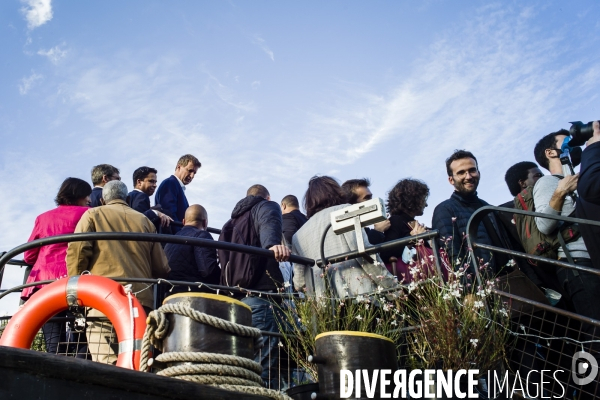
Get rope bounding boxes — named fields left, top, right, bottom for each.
left=139, top=302, right=292, bottom=400
left=156, top=352, right=262, bottom=374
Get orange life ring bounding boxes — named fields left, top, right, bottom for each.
left=0, top=275, right=147, bottom=370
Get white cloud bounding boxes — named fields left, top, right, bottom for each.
left=19, top=72, right=43, bottom=95
left=285, top=4, right=600, bottom=218
left=38, top=44, right=67, bottom=64
left=21, top=0, right=53, bottom=30
left=252, top=35, right=275, bottom=61
left=251, top=80, right=260, bottom=89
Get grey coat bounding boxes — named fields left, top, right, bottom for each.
left=292, top=204, right=397, bottom=298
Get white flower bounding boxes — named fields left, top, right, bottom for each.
left=377, top=286, right=384, bottom=294
left=365, top=304, right=370, bottom=310
left=476, top=289, right=487, bottom=298
left=356, top=315, right=363, bottom=321
left=382, top=303, right=391, bottom=312
left=356, top=295, right=365, bottom=303
left=499, top=308, right=508, bottom=317
left=451, top=289, right=461, bottom=298
left=443, top=293, right=452, bottom=300
left=470, top=338, right=478, bottom=347
left=391, top=320, right=398, bottom=326
left=283, top=281, right=291, bottom=288
left=407, top=282, right=417, bottom=293
left=505, top=259, right=516, bottom=267
left=473, top=301, right=484, bottom=309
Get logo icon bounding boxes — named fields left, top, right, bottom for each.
left=572, top=351, right=599, bottom=386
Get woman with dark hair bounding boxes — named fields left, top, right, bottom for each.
left=22, top=177, right=92, bottom=357
left=381, top=179, right=434, bottom=282
left=292, top=176, right=397, bottom=297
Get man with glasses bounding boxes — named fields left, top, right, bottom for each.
left=90, top=164, right=121, bottom=207
left=432, top=149, right=514, bottom=276
left=128, top=166, right=172, bottom=230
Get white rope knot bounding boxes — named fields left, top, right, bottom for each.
left=138, top=302, right=291, bottom=400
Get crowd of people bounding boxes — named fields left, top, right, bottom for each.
left=19, top=123, right=600, bottom=389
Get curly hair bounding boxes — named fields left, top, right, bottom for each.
left=386, top=179, right=429, bottom=216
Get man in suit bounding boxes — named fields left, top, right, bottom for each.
left=90, top=164, right=120, bottom=207
left=155, top=154, right=201, bottom=233
left=128, top=166, right=172, bottom=230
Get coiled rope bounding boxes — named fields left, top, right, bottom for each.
left=139, top=302, right=292, bottom=400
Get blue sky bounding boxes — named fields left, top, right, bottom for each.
left=1, top=0, right=600, bottom=313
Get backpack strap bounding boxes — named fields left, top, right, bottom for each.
left=516, top=193, right=528, bottom=211
left=557, top=232, right=579, bottom=275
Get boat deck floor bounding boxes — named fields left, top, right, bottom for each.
left=0, top=346, right=267, bottom=399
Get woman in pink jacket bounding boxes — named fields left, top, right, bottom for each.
left=22, top=177, right=92, bottom=357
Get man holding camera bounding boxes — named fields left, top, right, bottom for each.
left=533, top=130, right=600, bottom=325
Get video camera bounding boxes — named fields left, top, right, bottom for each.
left=559, top=120, right=597, bottom=174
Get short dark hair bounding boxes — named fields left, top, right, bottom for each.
left=303, top=176, right=345, bottom=219
left=341, top=178, right=371, bottom=204
left=387, top=179, right=429, bottom=216
left=55, top=177, right=92, bottom=206
left=281, top=194, right=300, bottom=209
left=445, top=150, right=478, bottom=176
left=132, top=166, right=158, bottom=186
left=504, top=161, right=538, bottom=196
left=534, top=130, right=568, bottom=171
left=91, top=164, right=119, bottom=185
left=177, top=154, right=201, bottom=168
left=247, top=184, right=270, bottom=199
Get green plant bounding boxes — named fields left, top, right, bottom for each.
left=276, top=269, right=406, bottom=379
left=398, top=263, right=509, bottom=372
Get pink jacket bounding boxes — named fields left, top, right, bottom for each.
left=21, top=205, right=89, bottom=300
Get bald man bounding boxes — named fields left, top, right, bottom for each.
left=164, top=204, right=220, bottom=292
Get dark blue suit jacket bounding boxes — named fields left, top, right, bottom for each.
left=90, top=187, right=103, bottom=207
left=155, top=175, right=189, bottom=233
left=128, top=190, right=160, bottom=226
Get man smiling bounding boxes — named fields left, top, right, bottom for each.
left=155, top=154, right=201, bottom=233
left=128, top=166, right=172, bottom=230
left=432, top=149, right=512, bottom=275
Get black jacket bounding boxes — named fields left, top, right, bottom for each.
left=577, top=141, right=600, bottom=270
left=282, top=209, right=308, bottom=246
left=90, top=187, right=103, bottom=207
left=432, top=191, right=510, bottom=275
left=381, top=211, right=417, bottom=264
left=165, top=226, right=220, bottom=288
left=128, top=190, right=161, bottom=227
left=230, top=195, right=284, bottom=290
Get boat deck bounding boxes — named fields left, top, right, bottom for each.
left=0, top=345, right=267, bottom=400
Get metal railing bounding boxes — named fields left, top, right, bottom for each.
left=2, top=210, right=600, bottom=397
left=466, top=206, right=600, bottom=399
